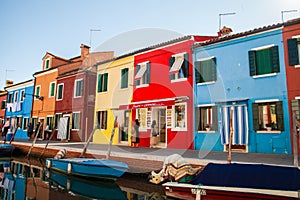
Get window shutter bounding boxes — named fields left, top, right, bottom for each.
left=211, top=106, right=218, bottom=131
left=135, top=65, right=140, bottom=86
left=195, top=107, right=200, bottom=131
left=291, top=99, right=300, bottom=120
left=169, top=57, right=175, bottom=80
left=103, top=73, right=108, bottom=92
left=276, top=101, right=284, bottom=131
left=271, top=46, right=280, bottom=73
left=194, top=61, right=201, bottom=84
left=252, top=103, right=259, bottom=131
left=287, top=38, right=299, bottom=66
left=211, top=57, right=217, bottom=81
left=146, top=62, right=151, bottom=84
left=183, top=53, right=189, bottom=78
left=248, top=50, right=257, bottom=76
left=97, top=74, right=102, bottom=93
left=121, top=68, right=128, bottom=89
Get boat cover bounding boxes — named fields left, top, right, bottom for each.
left=190, top=163, right=300, bottom=191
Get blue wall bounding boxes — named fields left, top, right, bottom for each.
left=193, top=28, right=291, bottom=154
left=6, top=83, right=34, bottom=139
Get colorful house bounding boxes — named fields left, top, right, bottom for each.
left=283, top=18, right=300, bottom=155
left=193, top=24, right=291, bottom=154
left=93, top=54, right=134, bottom=145
left=0, top=90, right=7, bottom=124
left=125, top=35, right=214, bottom=149
left=4, top=79, right=34, bottom=139
left=55, top=44, right=114, bottom=142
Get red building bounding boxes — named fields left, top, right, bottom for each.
left=0, top=90, right=7, bottom=124
left=55, top=44, right=114, bottom=142
left=128, top=35, right=214, bottom=149
left=283, top=18, right=300, bottom=155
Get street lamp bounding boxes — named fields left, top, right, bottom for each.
left=89, top=29, right=101, bottom=49
left=219, top=12, right=236, bottom=31
left=281, top=10, right=298, bottom=22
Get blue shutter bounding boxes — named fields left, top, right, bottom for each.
left=248, top=50, right=257, bottom=76
left=287, top=38, right=299, bottom=66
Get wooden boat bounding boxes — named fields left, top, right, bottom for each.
left=0, top=144, right=14, bottom=158
left=163, top=163, right=300, bottom=200
left=45, top=158, right=128, bottom=180
left=45, top=170, right=126, bottom=200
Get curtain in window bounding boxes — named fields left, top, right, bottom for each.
left=220, top=105, right=248, bottom=145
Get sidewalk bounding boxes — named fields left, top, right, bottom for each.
left=11, top=139, right=300, bottom=173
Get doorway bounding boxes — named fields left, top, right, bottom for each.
left=152, top=108, right=166, bottom=147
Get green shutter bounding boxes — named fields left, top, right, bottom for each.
left=211, top=57, right=217, bottom=81
left=271, top=46, right=280, bottom=73
left=287, top=38, right=299, bottom=66
left=103, top=73, right=108, bottom=92
left=256, top=48, right=272, bottom=75
left=97, top=74, right=102, bottom=93
left=183, top=53, right=189, bottom=78
left=121, top=68, right=128, bottom=89
left=276, top=101, right=284, bottom=131
left=45, top=60, right=49, bottom=69
left=146, top=62, right=150, bottom=84
left=211, top=106, right=218, bottom=131
left=51, top=83, right=55, bottom=96
left=135, top=65, right=140, bottom=86
left=169, top=57, right=175, bottom=80
left=200, top=59, right=213, bottom=82
left=252, top=103, right=259, bottom=131
left=248, top=50, right=257, bottom=76
left=36, top=86, right=40, bottom=97
left=194, top=61, right=201, bottom=84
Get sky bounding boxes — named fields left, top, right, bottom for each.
left=0, top=0, right=299, bottom=90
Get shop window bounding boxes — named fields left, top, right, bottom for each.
left=174, top=103, right=186, bottom=129
left=56, top=83, right=64, bottom=100
left=248, top=45, right=280, bottom=76
left=196, top=106, right=218, bottom=131
left=97, top=73, right=108, bottom=93
left=135, top=62, right=150, bottom=87
left=97, top=110, right=107, bottom=129
left=72, top=112, right=81, bottom=130
left=252, top=101, right=284, bottom=131
left=169, top=53, right=188, bottom=81
left=74, top=79, right=84, bottom=97
left=121, top=68, right=129, bottom=89
left=137, top=108, right=148, bottom=129
left=287, top=37, right=300, bottom=66
left=49, top=82, right=56, bottom=97
left=195, top=57, right=217, bottom=84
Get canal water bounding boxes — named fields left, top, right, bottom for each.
left=0, top=157, right=175, bottom=200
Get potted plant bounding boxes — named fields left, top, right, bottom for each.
left=266, top=123, right=272, bottom=131
left=205, top=124, right=211, bottom=131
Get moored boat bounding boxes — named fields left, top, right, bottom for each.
left=45, top=158, right=128, bottom=180
left=0, top=144, right=14, bottom=158
left=163, top=163, right=300, bottom=200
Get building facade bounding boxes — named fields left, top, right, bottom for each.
left=193, top=25, right=291, bottom=154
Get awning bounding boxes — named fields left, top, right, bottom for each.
left=169, top=55, right=184, bottom=74
left=119, top=98, right=175, bottom=110
left=135, top=64, right=147, bottom=80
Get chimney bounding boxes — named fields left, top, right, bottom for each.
left=80, top=44, right=90, bottom=59
left=5, top=80, right=14, bottom=87
left=218, top=26, right=233, bottom=37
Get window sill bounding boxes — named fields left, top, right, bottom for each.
left=171, top=128, right=187, bottom=132
left=294, top=64, right=300, bottom=68
left=136, top=84, right=149, bottom=88
left=252, top=73, right=277, bottom=79
left=197, top=81, right=216, bottom=86
left=198, top=130, right=216, bottom=133
left=256, top=130, right=281, bottom=134
left=171, top=78, right=188, bottom=83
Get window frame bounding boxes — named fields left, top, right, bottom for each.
left=49, top=82, right=56, bottom=98
left=23, top=117, right=29, bottom=130
left=56, top=83, right=64, bottom=101
left=44, top=58, right=50, bottom=70
left=195, top=56, right=217, bottom=84
left=14, top=91, right=19, bottom=103
left=169, top=53, right=189, bottom=82
left=35, top=85, right=41, bottom=100
left=135, top=62, right=150, bottom=87
left=74, top=79, right=84, bottom=98
left=287, top=36, right=300, bottom=66
left=97, top=73, right=108, bottom=93
left=96, top=110, right=107, bottom=130
left=71, top=112, right=81, bottom=130
left=172, top=102, right=187, bottom=131
left=55, top=113, right=62, bottom=129
left=20, top=90, right=25, bottom=102
left=120, top=67, right=129, bottom=89
left=46, top=116, right=54, bottom=130
left=196, top=105, right=218, bottom=132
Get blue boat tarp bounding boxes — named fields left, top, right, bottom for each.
left=0, top=144, right=14, bottom=150
left=190, top=163, right=300, bottom=191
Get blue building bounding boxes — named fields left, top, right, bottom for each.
left=5, top=79, right=34, bottom=139
left=193, top=24, right=291, bottom=154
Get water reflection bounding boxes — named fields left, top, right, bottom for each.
left=0, top=158, right=171, bottom=200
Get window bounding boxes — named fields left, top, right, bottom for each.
left=137, top=108, right=147, bottom=129
left=35, top=86, right=41, bottom=100
left=135, top=62, right=150, bottom=86
left=55, top=113, right=62, bottom=129
left=248, top=45, right=280, bottom=76
left=97, top=73, right=108, bottom=93
left=20, top=90, right=25, bottom=102
left=252, top=101, right=284, bottom=131
left=97, top=110, right=107, bottom=129
left=287, top=37, right=300, bottom=66
left=23, top=117, right=29, bottom=130
left=174, top=103, right=187, bottom=129
left=74, top=79, right=84, bottom=97
left=45, top=59, right=50, bottom=69
left=195, top=57, right=217, bottom=84
left=72, top=112, right=80, bottom=129
left=196, top=106, right=218, bottom=131
left=56, top=84, right=64, bottom=100
left=121, top=68, right=129, bottom=89
left=7, top=93, right=13, bottom=103
left=169, top=53, right=189, bottom=81
left=1, top=100, right=6, bottom=109
left=46, top=116, right=53, bottom=130
left=32, top=117, right=38, bottom=129
left=49, top=82, right=56, bottom=97
left=14, top=91, right=19, bottom=103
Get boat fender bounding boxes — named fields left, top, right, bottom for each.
left=54, top=149, right=67, bottom=159
left=46, top=160, right=51, bottom=168
left=68, top=163, right=72, bottom=174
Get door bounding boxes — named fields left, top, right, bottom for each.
left=152, top=108, right=166, bottom=147
left=220, top=105, right=248, bottom=151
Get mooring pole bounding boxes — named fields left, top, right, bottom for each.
left=228, top=109, right=233, bottom=164
left=293, top=112, right=299, bottom=167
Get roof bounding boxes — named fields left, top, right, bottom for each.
left=4, top=79, right=34, bottom=90
left=283, top=17, right=300, bottom=27
left=192, top=22, right=283, bottom=48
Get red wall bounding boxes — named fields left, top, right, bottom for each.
left=283, top=22, right=300, bottom=155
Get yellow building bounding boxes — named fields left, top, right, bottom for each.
left=93, top=55, right=134, bottom=145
